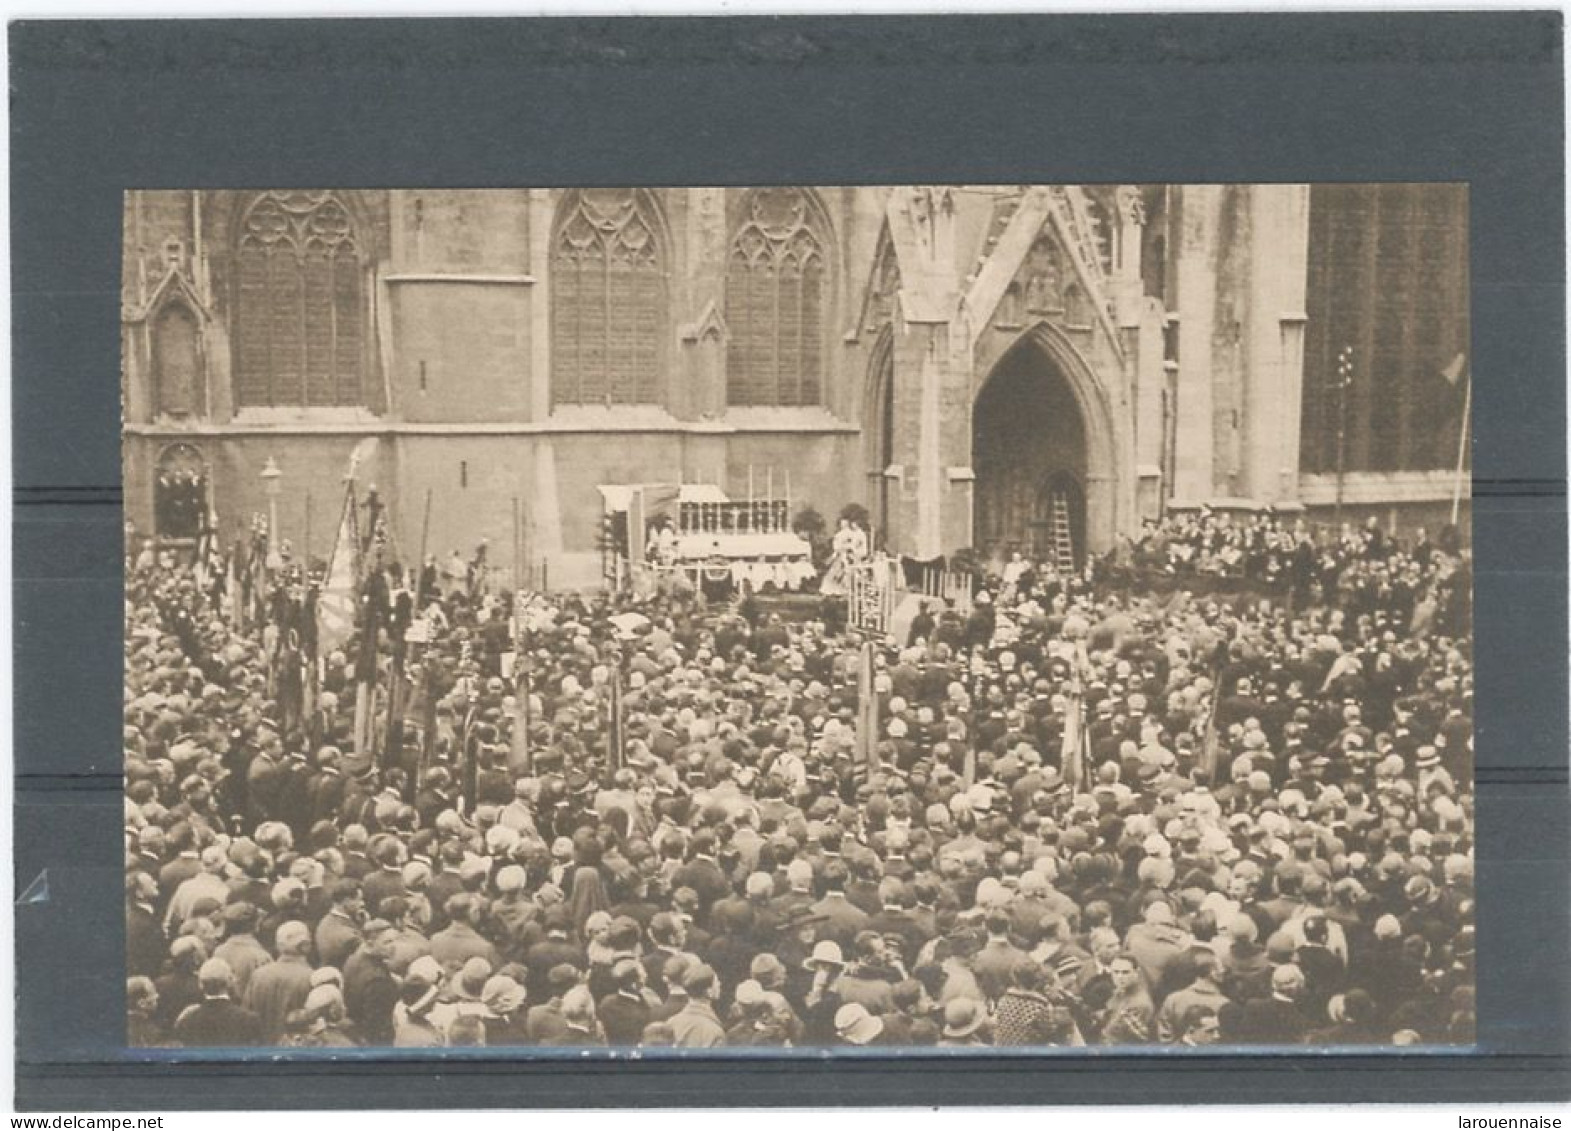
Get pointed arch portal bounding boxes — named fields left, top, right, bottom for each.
left=972, top=325, right=1120, bottom=566
left=863, top=326, right=896, bottom=552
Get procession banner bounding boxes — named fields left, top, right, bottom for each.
left=316, top=484, right=360, bottom=662
left=856, top=640, right=879, bottom=772
left=1199, top=688, right=1223, bottom=784
left=1061, top=692, right=1086, bottom=791
left=511, top=671, right=533, bottom=777
left=848, top=556, right=897, bottom=640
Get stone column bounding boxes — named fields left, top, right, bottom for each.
left=527, top=190, right=563, bottom=570
left=888, top=324, right=926, bottom=557
left=526, top=190, right=555, bottom=423
left=1244, top=184, right=1311, bottom=502
left=938, top=323, right=975, bottom=556
left=915, top=326, right=946, bottom=557
left=684, top=187, right=729, bottom=419
left=1113, top=185, right=1147, bottom=329
left=1278, top=313, right=1308, bottom=501
left=1172, top=185, right=1223, bottom=503
left=1134, top=297, right=1168, bottom=518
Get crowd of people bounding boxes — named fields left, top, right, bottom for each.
left=124, top=508, right=1475, bottom=1051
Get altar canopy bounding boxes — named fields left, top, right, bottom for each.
left=597, top=481, right=815, bottom=592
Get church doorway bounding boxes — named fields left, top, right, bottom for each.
left=863, top=329, right=896, bottom=552
left=973, top=338, right=1089, bottom=570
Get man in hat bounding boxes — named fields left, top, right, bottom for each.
left=244, top=726, right=284, bottom=828
left=343, top=918, right=402, bottom=1046
left=938, top=997, right=990, bottom=1047
left=315, top=879, right=365, bottom=971
left=212, top=902, right=271, bottom=999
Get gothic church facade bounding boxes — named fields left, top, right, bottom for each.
left=122, top=185, right=1469, bottom=586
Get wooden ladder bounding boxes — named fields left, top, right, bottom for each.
left=1049, top=488, right=1076, bottom=573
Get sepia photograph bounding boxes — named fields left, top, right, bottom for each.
left=120, top=183, right=1474, bottom=1053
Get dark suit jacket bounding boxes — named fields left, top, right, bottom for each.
left=598, top=991, right=652, bottom=1046
left=127, top=903, right=166, bottom=979
left=174, top=998, right=264, bottom=1047
left=1221, top=995, right=1310, bottom=1045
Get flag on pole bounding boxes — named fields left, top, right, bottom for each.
left=344, top=436, right=380, bottom=485
left=1060, top=693, right=1085, bottom=792
left=226, top=549, right=244, bottom=627
left=1199, top=689, right=1222, bottom=785
left=1060, top=641, right=1090, bottom=791
left=316, top=483, right=360, bottom=661
left=511, top=669, right=533, bottom=778
left=856, top=641, right=879, bottom=773
left=192, top=506, right=217, bottom=591
left=1449, top=352, right=1473, bottom=525
left=317, top=437, right=378, bottom=655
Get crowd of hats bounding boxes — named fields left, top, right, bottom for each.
left=124, top=512, right=1475, bottom=1049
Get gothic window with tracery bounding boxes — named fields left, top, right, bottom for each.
left=1301, top=184, right=1468, bottom=473
left=551, top=189, right=667, bottom=406
left=726, top=188, right=830, bottom=407
left=234, top=192, right=366, bottom=408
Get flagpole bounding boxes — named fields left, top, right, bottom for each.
left=1451, top=371, right=1472, bottom=527
left=512, top=605, right=534, bottom=777
left=512, top=496, right=522, bottom=594
left=859, top=641, right=880, bottom=776
left=606, top=649, right=626, bottom=781
left=417, top=488, right=433, bottom=603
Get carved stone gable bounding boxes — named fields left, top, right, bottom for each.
left=996, top=230, right=1069, bottom=329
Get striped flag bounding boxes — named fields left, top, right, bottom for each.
left=192, top=505, right=217, bottom=591
left=315, top=437, right=378, bottom=660
left=1060, top=640, right=1091, bottom=791
left=226, top=548, right=244, bottom=626
left=316, top=484, right=360, bottom=661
